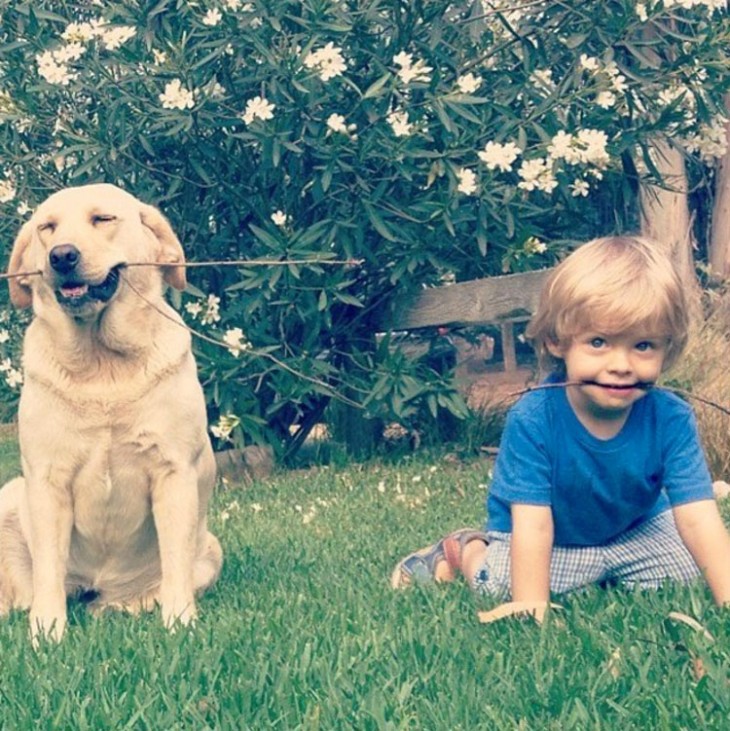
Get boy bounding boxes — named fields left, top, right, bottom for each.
left=391, top=236, right=730, bottom=619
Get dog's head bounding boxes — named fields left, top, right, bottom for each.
left=7, top=184, right=187, bottom=318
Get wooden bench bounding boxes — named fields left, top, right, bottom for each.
left=380, top=268, right=552, bottom=371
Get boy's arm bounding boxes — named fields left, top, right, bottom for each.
left=673, top=499, right=730, bottom=606
left=511, top=503, right=554, bottom=602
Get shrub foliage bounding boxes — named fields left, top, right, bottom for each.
left=0, top=0, right=728, bottom=454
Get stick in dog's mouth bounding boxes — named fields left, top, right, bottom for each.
left=56, top=264, right=123, bottom=306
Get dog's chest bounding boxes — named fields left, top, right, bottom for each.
left=71, top=432, right=159, bottom=541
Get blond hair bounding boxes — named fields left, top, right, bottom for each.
left=526, top=235, right=689, bottom=373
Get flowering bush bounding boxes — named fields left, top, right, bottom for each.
left=0, top=0, right=728, bottom=456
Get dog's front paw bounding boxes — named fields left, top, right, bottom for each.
left=161, top=598, right=197, bottom=630
left=29, top=610, right=66, bottom=645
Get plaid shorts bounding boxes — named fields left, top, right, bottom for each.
left=472, top=510, right=701, bottom=598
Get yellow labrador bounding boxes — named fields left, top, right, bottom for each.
left=0, top=183, right=222, bottom=641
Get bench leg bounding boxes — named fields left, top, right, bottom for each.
left=500, top=323, right=517, bottom=372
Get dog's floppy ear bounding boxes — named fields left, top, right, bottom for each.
left=7, top=219, right=35, bottom=309
left=139, top=203, right=187, bottom=291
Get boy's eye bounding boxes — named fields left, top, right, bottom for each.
left=635, top=341, right=654, bottom=352
left=589, top=337, right=606, bottom=348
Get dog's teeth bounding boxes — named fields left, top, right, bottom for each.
left=61, top=284, right=89, bottom=299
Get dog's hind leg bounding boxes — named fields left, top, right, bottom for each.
left=0, top=478, right=34, bottom=614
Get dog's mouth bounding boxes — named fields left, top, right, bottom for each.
left=55, top=265, right=123, bottom=309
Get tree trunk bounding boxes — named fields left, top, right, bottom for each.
left=639, top=137, right=702, bottom=321
left=709, top=94, right=730, bottom=279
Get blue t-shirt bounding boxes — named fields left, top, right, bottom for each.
left=487, top=382, right=714, bottom=546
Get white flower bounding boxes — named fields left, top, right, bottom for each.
left=201, top=294, right=221, bottom=325
left=478, top=141, right=521, bottom=172
left=0, top=330, right=9, bottom=344
left=517, top=158, right=558, bottom=193
left=242, top=95, right=275, bottom=125
left=185, top=301, right=203, bottom=318
left=659, top=83, right=692, bottom=109
left=326, top=113, right=348, bottom=134
left=456, top=168, right=478, bottom=195
left=612, top=75, right=628, bottom=94
left=548, top=129, right=610, bottom=168
left=575, top=128, right=610, bottom=166
left=271, top=210, right=288, bottom=226
left=203, top=9, right=223, bottom=26
left=664, top=0, right=724, bottom=8
left=393, top=51, right=433, bottom=84
left=547, top=130, right=579, bottom=163
left=208, top=82, right=226, bottom=99
left=36, top=51, right=74, bottom=86
left=5, top=369, right=22, bottom=389
left=595, top=91, right=617, bottom=109
left=580, top=54, right=599, bottom=72
left=397, top=58, right=432, bottom=85
left=210, top=413, right=240, bottom=442
left=251, top=502, right=263, bottom=512
left=530, top=68, right=555, bottom=90
left=153, top=50, right=168, bottom=65
left=524, top=236, right=548, bottom=254
left=159, top=79, right=195, bottom=110
left=304, top=42, right=347, bottom=81
left=54, top=43, right=86, bottom=63
left=570, top=179, right=590, bottom=197
left=393, top=52, right=413, bottom=68
left=456, top=72, right=481, bottom=94
left=636, top=3, right=648, bottom=20
left=16, top=201, right=31, bottom=216
left=387, top=110, right=413, bottom=137
left=62, top=21, right=97, bottom=42
left=100, top=26, right=136, bottom=50
left=0, top=178, right=16, bottom=203
left=222, top=327, right=251, bottom=357
left=682, top=116, right=729, bottom=161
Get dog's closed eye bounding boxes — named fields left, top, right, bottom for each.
left=91, top=214, right=117, bottom=225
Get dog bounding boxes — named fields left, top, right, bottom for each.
left=0, top=183, right=222, bottom=641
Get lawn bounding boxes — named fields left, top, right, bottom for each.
left=0, top=435, right=728, bottom=730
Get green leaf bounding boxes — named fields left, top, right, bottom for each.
left=362, top=73, right=392, bottom=99
left=249, top=224, right=282, bottom=250
left=363, top=203, right=396, bottom=242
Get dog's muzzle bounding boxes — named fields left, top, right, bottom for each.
left=50, top=244, right=123, bottom=309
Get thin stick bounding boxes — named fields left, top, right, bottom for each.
left=0, top=258, right=363, bottom=282
left=0, top=270, right=42, bottom=281
left=124, top=258, right=364, bottom=269
left=120, top=273, right=363, bottom=410
left=508, top=381, right=730, bottom=417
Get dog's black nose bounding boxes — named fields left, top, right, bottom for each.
left=49, top=244, right=81, bottom=274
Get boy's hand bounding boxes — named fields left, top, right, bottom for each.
left=673, top=499, right=730, bottom=606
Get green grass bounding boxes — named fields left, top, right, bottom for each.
left=0, top=441, right=729, bottom=730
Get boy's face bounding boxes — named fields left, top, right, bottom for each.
left=547, top=330, right=667, bottom=427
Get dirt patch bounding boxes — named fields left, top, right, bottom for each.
left=458, top=366, right=537, bottom=411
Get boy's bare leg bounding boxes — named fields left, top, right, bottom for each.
left=460, top=538, right=489, bottom=582
left=392, top=530, right=489, bottom=588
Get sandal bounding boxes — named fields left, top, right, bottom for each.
left=390, top=528, right=489, bottom=589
